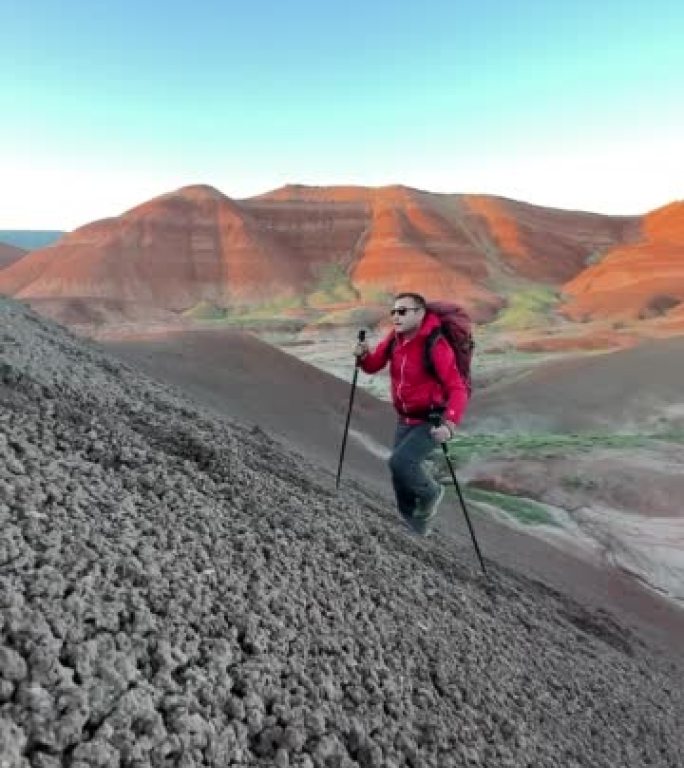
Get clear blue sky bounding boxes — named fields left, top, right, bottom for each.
left=2, top=0, right=683, bottom=228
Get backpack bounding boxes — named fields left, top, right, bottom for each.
left=388, top=301, right=474, bottom=396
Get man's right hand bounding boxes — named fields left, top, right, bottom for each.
left=354, top=341, right=369, bottom=358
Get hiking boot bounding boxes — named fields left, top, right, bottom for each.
left=405, top=513, right=440, bottom=537
left=414, top=484, right=445, bottom=524
left=400, top=509, right=418, bottom=531
left=413, top=517, right=436, bottom=537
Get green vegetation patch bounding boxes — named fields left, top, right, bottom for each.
left=584, top=248, right=606, bottom=266
left=445, top=431, right=661, bottom=465
left=463, top=486, right=558, bottom=526
left=307, top=262, right=358, bottom=306
left=182, top=300, right=227, bottom=320
left=184, top=295, right=308, bottom=323
left=490, top=286, right=559, bottom=330
left=357, top=285, right=395, bottom=304
left=236, top=295, right=306, bottom=317
left=653, top=429, right=684, bottom=443
left=310, top=305, right=386, bottom=328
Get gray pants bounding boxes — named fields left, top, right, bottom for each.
left=389, top=421, right=441, bottom=517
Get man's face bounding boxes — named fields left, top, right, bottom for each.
left=391, top=298, right=425, bottom=334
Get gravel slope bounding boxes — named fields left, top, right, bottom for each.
left=101, top=328, right=684, bottom=655
left=1, top=297, right=682, bottom=767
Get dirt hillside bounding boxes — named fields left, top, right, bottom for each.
left=467, top=337, right=684, bottom=432
left=1, top=297, right=682, bottom=766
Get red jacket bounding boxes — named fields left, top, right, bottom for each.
left=359, top=312, right=468, bottom=425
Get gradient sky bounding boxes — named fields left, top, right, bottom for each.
left=2, top=0, right=683, bottom=228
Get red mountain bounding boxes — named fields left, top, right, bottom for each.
left=246, top=185, right=639, bottom=317
left=0, top=183, right=642, bottom=325
left=0, top=186, right=310, bottom=323
left=562, top=201, right=684, bottom=321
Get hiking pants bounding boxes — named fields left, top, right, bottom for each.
left=389, top=421, right=441, bottom=517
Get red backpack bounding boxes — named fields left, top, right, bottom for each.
left=389, top=301, right=474, bottom=396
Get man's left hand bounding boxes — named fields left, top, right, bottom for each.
left=430, top=423, right=453, bottom=444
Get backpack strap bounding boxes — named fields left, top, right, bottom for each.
left=386, top=335, right=396, bottom=361
left=424, top=328, right=473, bottom=396
left=423, top=328, right=442, bottom=382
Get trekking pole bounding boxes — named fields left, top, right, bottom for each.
left=336, top=330, right=366, bottom=489
left=429, top=413, right=487, bottom=575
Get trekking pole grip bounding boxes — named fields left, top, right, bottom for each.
left=356, top=328, right=366, bottom=356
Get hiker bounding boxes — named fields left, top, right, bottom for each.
left=354, top=293, right=469, bottom=534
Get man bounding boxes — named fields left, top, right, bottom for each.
left=354, top=293, right=468, bottom=535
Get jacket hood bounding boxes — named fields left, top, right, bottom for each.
left=420, top=311, right=442, bottom=336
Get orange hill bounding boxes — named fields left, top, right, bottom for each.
left=246, top=185, right=639, bottom=317
left=0, top=183, right=643, bottom=325
left=562, top=201, right=684, bottom=321
left=0, top=186, right=309, bottom=322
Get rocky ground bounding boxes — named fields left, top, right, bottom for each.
left=1, top=296, right=683, bottom=767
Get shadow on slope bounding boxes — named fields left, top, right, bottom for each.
left=102, top=328, right=396, bottom=498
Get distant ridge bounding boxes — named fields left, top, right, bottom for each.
left=4, top=184, right=683, bottom=332
left=0, top=230, right=65, bottom=250
left=0, top=242, right=27, bottom=270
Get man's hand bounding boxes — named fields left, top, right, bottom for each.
left=430, top=421, right=456, bottom=444
left=354, top=341, right=369, bottom=358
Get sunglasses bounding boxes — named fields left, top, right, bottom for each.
left=390, top=307, right=421, bottom=316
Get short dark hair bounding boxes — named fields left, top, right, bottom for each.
left=394, top=292, right=426, bottom=310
